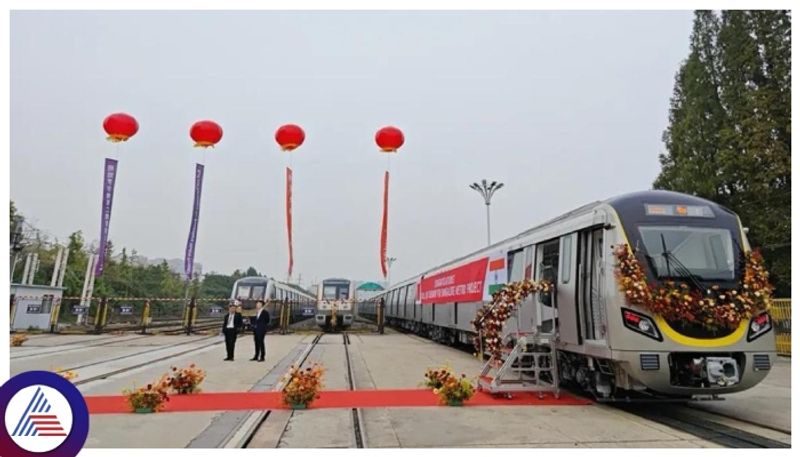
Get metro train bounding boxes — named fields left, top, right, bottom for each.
left=316, top=278, right=354, bottom=331
left=230, top=276, right=316, bottom=331
left=359, top=190, right=777, bottom=398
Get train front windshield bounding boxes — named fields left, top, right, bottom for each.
left=236, top=283, right=267, bottom=300
left=322, top=284, right=350, bottom=300
left=638, top=226, right=735, bottom=282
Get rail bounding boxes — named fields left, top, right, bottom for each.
left=771, top=298, right=790, bottom=357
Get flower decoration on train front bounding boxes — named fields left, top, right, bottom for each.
left=612, top=244, right=773, bottom=332
left=471, top=279, right=552, bottom=360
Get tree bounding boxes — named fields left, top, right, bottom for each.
left=655, top=11, right=725, bottom=199
left=655, top=10, right=791, bottom=296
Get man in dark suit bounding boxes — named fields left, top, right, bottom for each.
left=250, top=300, right=270, bottom=362
left=222, top=303, right=243, bottom=361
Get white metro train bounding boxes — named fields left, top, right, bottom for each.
left=359, top=190, right=777, bottom=398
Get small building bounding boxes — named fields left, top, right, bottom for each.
left=10, top=283, right=64, bottom=331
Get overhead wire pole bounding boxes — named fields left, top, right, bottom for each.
left=469, top=179, right=504, bottom=245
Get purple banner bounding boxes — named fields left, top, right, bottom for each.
left=184, top=163, right=204, bottom=280
left=95, top=158, right=118, bottom=277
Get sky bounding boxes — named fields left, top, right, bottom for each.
left=10, top=10, right=694, bottom=286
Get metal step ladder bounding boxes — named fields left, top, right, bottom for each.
left=477, top=309, right=560, bottom=398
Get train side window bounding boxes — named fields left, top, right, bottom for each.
left=524, top=245, right=534, bottom=280
left=454, top=302, right=458, bottom=325
left=507, top=249, right=525, bottom=283
left=561, top=236, right=572, bottom=284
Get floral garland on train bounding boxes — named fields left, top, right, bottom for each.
left=613, top=244, right=773, bottom=331
left=471, top=279, right=552, bottom=360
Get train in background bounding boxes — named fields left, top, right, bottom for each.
left=230, top=276, right=316, bottom=331
left=359, top=190, right=777, bottom=399
left=316, top=278, right=354, bottom=331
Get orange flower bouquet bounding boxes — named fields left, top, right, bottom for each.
left=281, top=364, right=325, bottom=409
left=123, top=376, right=170, bottom=413
left=165, top=364, right=206, bottom=394
left=436, top=373, right=475, bottom=406
left=422, top=366, right=475, bottom=406
left=52, top=368, right=78, bottom=382
left=422, top=366, right=452, bottom=390
left=10, top=334, right=28, bottom=347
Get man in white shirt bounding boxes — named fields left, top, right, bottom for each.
left=222, top=303, right=243, bottom=361
left=250, top=300, right=270, bottom=362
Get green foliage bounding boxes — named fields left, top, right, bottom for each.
left=656, top=10, right=791, bottom=296
left=10, top=203, right=257, bottom=302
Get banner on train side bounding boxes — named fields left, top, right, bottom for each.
left=419, top=257, right=490, bottom=304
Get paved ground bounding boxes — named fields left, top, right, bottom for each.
left=691, top=356, right=791, bottom=433
left=8, top=330, right=791, bottom=448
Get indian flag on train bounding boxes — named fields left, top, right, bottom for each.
left=483, top=251, right=507, bottom=301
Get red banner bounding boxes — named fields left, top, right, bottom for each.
left=286, top=167, right=293, bottom=278
left=419, top=257, right=489, bottom=304
left=380, top=171, right=389, bottom=278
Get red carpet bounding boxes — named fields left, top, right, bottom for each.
left=84, top=389, right=591, bottom=414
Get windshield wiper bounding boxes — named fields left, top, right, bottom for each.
left=651, top=234, right=706, bottom=291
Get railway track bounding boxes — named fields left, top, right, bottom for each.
left=10, top=334, right=152, bottom=360
left=72, top=335, right=223, bottom=387
left=241, top=332, right=366, bottom=448
left=615, top=404, right=791, bottom=448
left=343, top=332, right=367, bottom=448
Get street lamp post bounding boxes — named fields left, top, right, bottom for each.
left=385, top=256, right=397, bottom=286
left=469, top=180, right=504, bottom=245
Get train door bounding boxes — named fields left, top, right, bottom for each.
left=535, top=239, right=559, bottom=335
left=578, top=228, right=606, bottom=343
left=506, top=248, right=528, bottom=333
left=557, top=233, right=580, bottom=345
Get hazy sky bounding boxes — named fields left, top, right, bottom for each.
left=11, top=10, right=694, bottom=285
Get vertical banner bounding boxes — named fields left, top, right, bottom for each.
left=380, top=171, right=389, bottom=278
left=286, top=166, right=294, bottom=278
left=184, top=163, right=205, bottom=280
left=95, top=158, right=118, bottom=277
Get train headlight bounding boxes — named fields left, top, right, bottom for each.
left=622, top=308, right=662, bottom=341
left=746, top=312, right=772, bottom=342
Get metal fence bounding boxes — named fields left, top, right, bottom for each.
left=11, top=295, right=229, bottom=334
left=771, top=298, right=790, bottom=356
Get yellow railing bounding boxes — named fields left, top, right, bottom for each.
left=771, top=298, right=791, bottom=356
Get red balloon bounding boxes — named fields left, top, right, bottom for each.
left=103, top=113, right=139, bottom=142
left=275, top=124, right=305, bottom=151
left=190, top=120, right=223, bottom=148
left=375, top=126, right=404, bottom=152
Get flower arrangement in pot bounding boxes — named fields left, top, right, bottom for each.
left=10, top=334, right=28, bottom=347
left=422, top=366, right=476, bottom=406
left=422, top=366, right=452, bottom=390
left=165, top=364, right=206, bottom=394
left=123, top=376, right=170, bottom=413
left=437, top=373, right=475, bottom=406
left=281, top=364, right=325, bottom=409
left=52, top=368, right=78, bottom=382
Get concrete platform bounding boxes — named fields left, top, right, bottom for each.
left=8, top=330, right=791, bottom=448
left=690, top=356, right=791, bottom=433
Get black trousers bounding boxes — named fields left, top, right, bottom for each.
left=224, top=329, right=237, bottom=359
left=253, top=330, right=266, bottom=360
